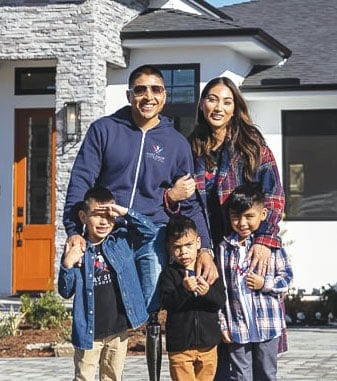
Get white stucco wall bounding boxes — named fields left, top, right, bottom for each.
left=245, top=90, right=337, bottom=293
left=105, top=45, right=249, bottom=114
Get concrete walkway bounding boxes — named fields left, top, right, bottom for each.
left=0, top=327, right=337, bottom=380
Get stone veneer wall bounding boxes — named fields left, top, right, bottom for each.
left=0, top=0, right=147, bottom=283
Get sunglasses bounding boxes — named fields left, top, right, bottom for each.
left=129, top=85, right=165, bottom=97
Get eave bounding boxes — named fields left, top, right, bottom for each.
left=121, top=28, right=291, bottom=66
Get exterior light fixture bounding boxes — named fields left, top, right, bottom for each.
left=64, top=102, right=81, bottom=142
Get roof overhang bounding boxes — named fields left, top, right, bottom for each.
left=121, top=28, right=291, bottom=66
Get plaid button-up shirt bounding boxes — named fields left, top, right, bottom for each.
left=194, top=143, right=285, bottom=248
left=217, top=234, right=293, bottom=344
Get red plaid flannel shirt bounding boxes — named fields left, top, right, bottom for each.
left=194, top=144, right=284, bottom=248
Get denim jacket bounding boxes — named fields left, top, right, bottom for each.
left=58, top=209, right=157, bottom=349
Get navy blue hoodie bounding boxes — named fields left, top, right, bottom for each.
left=63, top=106, right=211, bottom=247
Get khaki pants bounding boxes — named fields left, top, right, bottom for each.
left=73, top=331, right=128, bottom=381
left=168, top=345, right=218, bottom=381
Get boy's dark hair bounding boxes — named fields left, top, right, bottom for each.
left=165, top=215, right=198, bottom=242
left=82, top=186, right=115, bottom=212
left=128, top=65, right=164, bottom=88
left=225, top=182, right=265, bottom=215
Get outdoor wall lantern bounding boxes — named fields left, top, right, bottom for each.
left=64, top=101, right=81, bottom=142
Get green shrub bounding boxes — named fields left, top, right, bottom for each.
left=20, top=291, right=70, bottom=330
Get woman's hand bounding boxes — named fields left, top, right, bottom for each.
left=246, top=244, right=271, bottom=276
left=246, top=272, right=264, bottom=290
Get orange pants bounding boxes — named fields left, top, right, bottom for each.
left=168, top=345, right=218, bottom=381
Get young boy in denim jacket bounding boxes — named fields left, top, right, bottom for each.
left=58, top=186, right=157, bottom=381
left=217, top=182, right=293, bottom=381
left=160, top=215, right=225, bottom=381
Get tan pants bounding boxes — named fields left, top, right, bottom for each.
left=73, top=331, right=128, bottom=381
left=168, top=345, right=218, bottom=381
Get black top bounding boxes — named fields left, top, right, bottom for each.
left=206, top=146, right=226, bottom=246
left=93, top=244, right=129, bottom=339
left=159, top=262, right=225, bottom=352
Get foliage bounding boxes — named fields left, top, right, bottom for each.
left=20, top=291, right=70, bottom=330
left=321, top=284, right=337, bottom=318
left=0, top=305, right=26, bottom=337
left=285, top=284, right=337, bottom=325
left=279, top=227, right=295, bottom=248
left=56, top=317, right=73, bottom=343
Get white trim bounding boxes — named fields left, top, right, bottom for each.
left=123, top=36, right=283, bottom=65
left=148, top=0, right=222, bottom=18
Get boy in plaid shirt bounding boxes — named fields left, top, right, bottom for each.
left=217, top=182, right=293, bottom=381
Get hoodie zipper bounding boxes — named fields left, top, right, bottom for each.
left=194, top=310, right=199, bottom=347
left=128, top=129, right=147, bottom=208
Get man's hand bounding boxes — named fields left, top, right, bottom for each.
left=246, top=272, right=264, bottom=290
left=245, top=244, right=271, bottom=276
left=168, top=174, right=196, bottom=203
left=67, top=234, right=86, bottom=266
left=195, top=250, right=218, bottom=285
left=62, top=242, right=84, bottom=269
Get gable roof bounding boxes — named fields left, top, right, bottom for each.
left=121, top=8, right=291, bottom=65
left=221, top=0, right=337, bottom=90
left=149, top=0, right=233, bottom=19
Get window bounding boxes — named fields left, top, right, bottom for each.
left=282, top=109, right=337, bottom=220
left=157, top=64, right=200, bottom=137
left=15, top=67, right=56, bottom=95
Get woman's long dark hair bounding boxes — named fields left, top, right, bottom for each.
left=189, top=77, right=265, bottom=182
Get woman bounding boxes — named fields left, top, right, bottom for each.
left=167, top=77, right=285, bottom=380
left=169, top=77, right=284, bottom=262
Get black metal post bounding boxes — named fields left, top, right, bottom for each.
left=146, top=313, right=162, bottom=381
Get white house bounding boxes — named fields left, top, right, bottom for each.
left=1, top=0, right=318, bottom=296
left=222, top=0, right=337, bottom=292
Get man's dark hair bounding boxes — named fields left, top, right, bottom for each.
left=82, top=186, right=115, bottom=212
left=128, top=65, right=164, bottom=88
left=165, top=215, right=198, bottom=242
left=225, top=182, right=265, bottom=216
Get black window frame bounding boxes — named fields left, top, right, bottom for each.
left=155, top=64, right=200, bottom=137
left=15, top=67, right=56, bottom=95
left=282, top=108, right=337, bottom=221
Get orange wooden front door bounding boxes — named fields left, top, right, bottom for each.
left=13, top=109, right=56, bottom=293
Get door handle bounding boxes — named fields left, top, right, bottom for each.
left=16, top=222, right=24, bottom=247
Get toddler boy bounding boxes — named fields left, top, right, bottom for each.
left=160, top=215, right=224, bottom=381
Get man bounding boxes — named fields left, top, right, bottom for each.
left=63, top=65, right=217, bottom=380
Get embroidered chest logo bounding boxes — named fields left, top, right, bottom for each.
left=146, top=144, right=165, bottom=163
